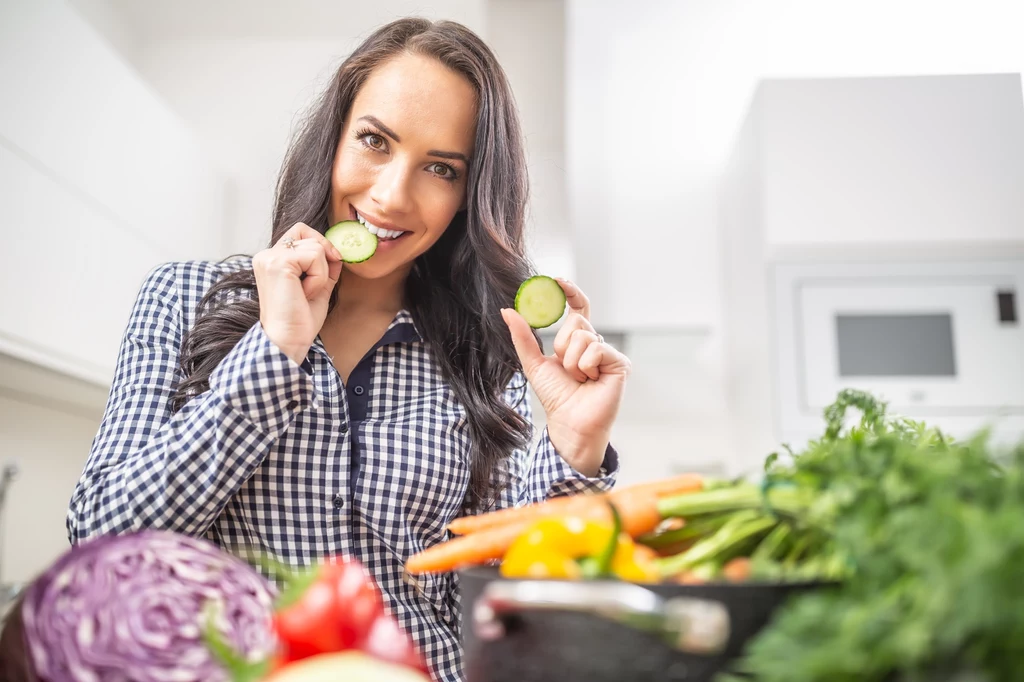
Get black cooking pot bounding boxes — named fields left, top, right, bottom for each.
left=458, top=567, right=829, bottom=682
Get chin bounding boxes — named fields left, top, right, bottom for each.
left=343, top=257, right=410, bottom=281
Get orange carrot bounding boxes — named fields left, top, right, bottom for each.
left=446, top=473, right=703, bottom=536
left=405, top=523, right=528, bottom=575
left=406, top=479, right=694, bottom=574
left=574, top=486, right=664, bottom=537
left=446, top=494, right=591, bottom=536
left=722, top=557, right=753, bottom=582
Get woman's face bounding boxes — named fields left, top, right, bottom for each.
left=329, top=51, right=478, bottom=280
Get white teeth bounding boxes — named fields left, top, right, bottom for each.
left=355, top=212, right=405, bottom=240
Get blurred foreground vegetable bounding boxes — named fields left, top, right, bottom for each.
left=500, top=504, right=659, bottom=582
left=713, top=390, right=1024, bottom=682
left=19, top=531, right=276, bottom=682
left=406, top=473, right=703, bottom=575
left=263, top=651, right=428, bottom=682
left=209, top=554, right=429, bottom=681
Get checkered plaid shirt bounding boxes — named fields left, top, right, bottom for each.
left=66, top=258, right=618, bottom=682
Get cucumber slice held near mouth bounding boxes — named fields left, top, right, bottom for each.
left=324, top=220, right=378, bottom=263
left=514, top=275, right=567, bottom=329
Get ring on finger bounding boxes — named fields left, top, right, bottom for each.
left=282, top=236, right=297, bottom=250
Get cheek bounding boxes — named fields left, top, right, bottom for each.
left=423, top=203, right=457, bottom=234
left=333, top=151, right=373, bottom=195
left=420, top=186, right=465, bottom=233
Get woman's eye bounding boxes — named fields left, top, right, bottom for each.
left=430, top=163, right=454, bottom=178
left=365, top=134, right=385, bottom=150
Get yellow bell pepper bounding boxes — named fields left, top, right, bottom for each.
left=500, top=514, right=658, bottom=582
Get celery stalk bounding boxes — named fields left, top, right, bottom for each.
left=655, top=511, right=777, bottom=577
left=656, top=484, right=813, bottom=520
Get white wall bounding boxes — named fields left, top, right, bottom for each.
left=487, top=0, right=576, bottom=281
left=759, top=73, right=1024, bottom=246
left=134, top=39, right=356, bottom=255
left=0, top=388, right=100, bottom=584
left=567, top=0, right=1024, bottom=331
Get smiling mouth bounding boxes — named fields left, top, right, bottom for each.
left=352, top=208, right=409, bottom=241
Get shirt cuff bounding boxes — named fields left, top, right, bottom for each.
left=526, top=427, right=619, bottom=500
left=208, top=322, right=319, bottom=438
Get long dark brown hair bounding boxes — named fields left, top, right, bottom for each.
left=170, top=18, right=534, bottom=510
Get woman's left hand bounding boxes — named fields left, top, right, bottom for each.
left=501, top=279, right=631, bottom=477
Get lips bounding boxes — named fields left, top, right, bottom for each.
left=354, top=210, right=407, bottom=240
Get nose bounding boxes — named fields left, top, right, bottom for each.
left=370, top=160, right=414, bottom=216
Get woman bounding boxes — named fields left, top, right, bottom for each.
left=66, top=17, right=630, bottom=682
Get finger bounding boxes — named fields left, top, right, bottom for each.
left=501, top=308, right=545, bottom=380
left=327, top=258, right=343, bottom=285
left=562, top=329, right=599, bottom=383
left=552, top=312, right=596, bottom=359
left=279, top=223, right=342, bottom=261
left=556, top=278, right=591, bottom=321
left=289, top=241, right=332, bottom=299
left=579, top=341, right=631, bottom=381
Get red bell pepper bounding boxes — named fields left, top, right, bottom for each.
left=207, top=555, right=429, bottom=680
left=271, top=556, right=427, bottom=675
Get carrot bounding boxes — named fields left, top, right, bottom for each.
left=446, top=473, right=704, bottom=536
left=405, top=523, right=527, bottom=575
left=406, top=482, right=688, bottom=574
left=722, top=557, right=753, bottom=582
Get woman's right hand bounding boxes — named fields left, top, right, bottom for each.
left=252, top=223, right=343, bottom=365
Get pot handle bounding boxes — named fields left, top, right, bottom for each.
left=473, top=580, right=730, bottom=655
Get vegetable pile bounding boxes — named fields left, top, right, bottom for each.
left=500, top=506, right=659, bottom=583
left=412, top=387, right=1024, bottom=682
left=11, top=530, right=429, bottom=682
left=405, top=474, right=704, bottom=575
left=19, top=531, right=276, bottom=682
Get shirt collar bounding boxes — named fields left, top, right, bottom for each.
left=387, top=309, right=422, bottom=344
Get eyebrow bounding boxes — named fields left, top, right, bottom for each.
left=427, top=149, right=470, bottom=164
left=358, top=115, right=470, bottom=165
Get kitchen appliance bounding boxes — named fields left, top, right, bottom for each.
left=458, top=567, right=827, bottom=682
left=773, top=259, right=1024, bottom=450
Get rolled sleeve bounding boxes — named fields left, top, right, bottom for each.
left=208, top=322, right=319, bottom=438
left=525, top=428, right=618, bottom=500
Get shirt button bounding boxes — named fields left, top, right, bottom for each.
left=333, top=493, right=345, bottom=509
left=286, top=400, right=299, bottom=411
left=338, top=422, right=349, bottom=433
left=353, top=386, right=365, bottom=396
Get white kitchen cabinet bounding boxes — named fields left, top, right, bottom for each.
left=0, top=145, right=160, bottom=387
left=0, top=0, right=228, bottom=389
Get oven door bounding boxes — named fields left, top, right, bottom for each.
left=798, top=280, right=1023, bottom=414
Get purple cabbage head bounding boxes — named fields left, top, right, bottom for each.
left=20, top=531, right=276, bottom=682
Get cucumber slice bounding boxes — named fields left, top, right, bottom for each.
left=514, top=275, right=566, bottom=328
left=325, top=221, right=377, bottom=263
